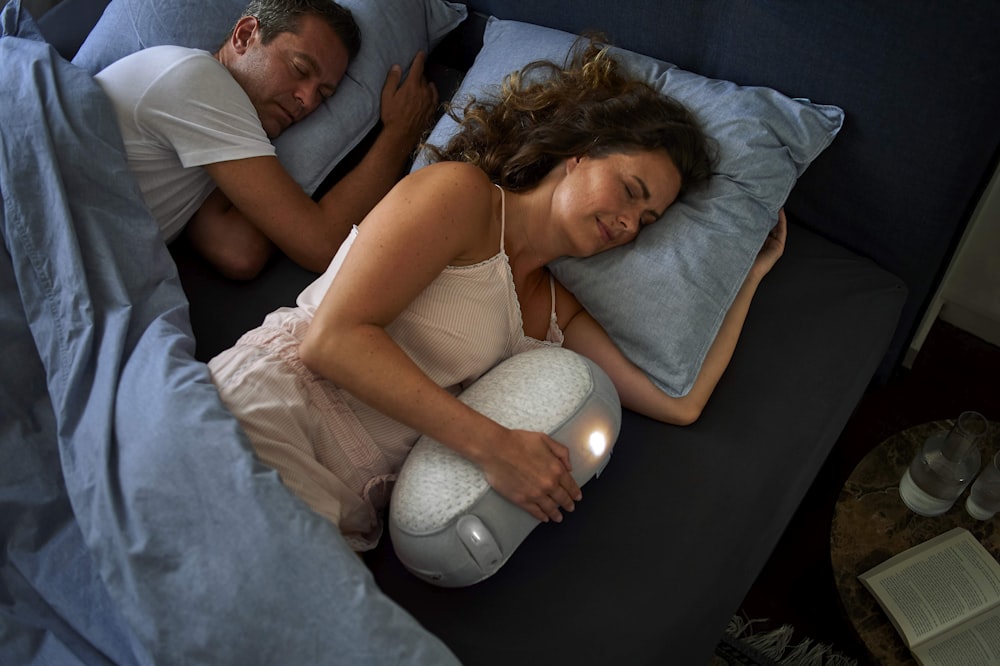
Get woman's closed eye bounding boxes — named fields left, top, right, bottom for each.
left=624, top=183, right=660, bottom=227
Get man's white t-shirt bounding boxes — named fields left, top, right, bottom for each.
left=95, top=45, right=276, bottom=242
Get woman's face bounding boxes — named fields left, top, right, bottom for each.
left=554, top=149, right=683, bottom=256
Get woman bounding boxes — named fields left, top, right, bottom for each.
left=209, top=43, right=786, bottom=550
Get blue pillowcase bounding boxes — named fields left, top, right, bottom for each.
left=73, top=0, right=467, bottom=195
left=418, top=18, right=844, bottom=397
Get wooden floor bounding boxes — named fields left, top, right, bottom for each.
left=734, top=319, right=1000, bottom=663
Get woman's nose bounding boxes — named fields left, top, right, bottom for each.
left=618, top=211, right=639, bottom=234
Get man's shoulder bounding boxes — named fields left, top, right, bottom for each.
left=98, top=45, right=243, bottom=112
left=129, top=45, right=218, bottom=73
left=97, top=45, right=219, bottom=82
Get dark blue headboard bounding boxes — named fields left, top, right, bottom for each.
left=38, top=0, right=1000, bottom=377
left=34, top=0, right=108, bottom=57
left=459, top=0, right=1000, bottom=377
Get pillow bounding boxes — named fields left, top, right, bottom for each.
left=417, top=18, right=844, bottom=397
left=73, top=0, right=467, bottom=194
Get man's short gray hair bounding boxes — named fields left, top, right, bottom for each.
left=244, top=0, right=361, bottom=58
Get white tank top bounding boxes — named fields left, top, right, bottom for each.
left=295, top=183, right=563, bottom=405
left=212, top=187, right=565, bottom=547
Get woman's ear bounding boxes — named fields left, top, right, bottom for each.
left=565, top=155, right=583, bottom=174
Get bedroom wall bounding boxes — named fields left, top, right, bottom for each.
left=908, top=159, right=1000, bottom=364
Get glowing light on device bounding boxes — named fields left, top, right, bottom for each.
left=588, top=431, right=608, bottom=457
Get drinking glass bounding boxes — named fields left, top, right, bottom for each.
left=966, top=451, right=1000, bottom=520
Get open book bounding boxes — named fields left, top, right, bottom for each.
left=859, top=527, right=1000, bottom=665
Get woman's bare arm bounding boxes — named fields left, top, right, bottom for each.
left=299, top=162, right=582, bottom=522
left=561, top=211, right=787, bottom=425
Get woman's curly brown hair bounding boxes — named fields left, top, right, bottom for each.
left=425, top=40, right=714, bottom=195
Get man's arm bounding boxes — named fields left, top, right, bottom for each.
left=316, top=50, right=439, bottom=243
left=190, top=52, right=438, bottom=279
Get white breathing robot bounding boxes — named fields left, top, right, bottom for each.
left=389, top=347, right=621, bottom=587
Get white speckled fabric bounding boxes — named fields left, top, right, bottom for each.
left=392, top=348, right=595, bottom=534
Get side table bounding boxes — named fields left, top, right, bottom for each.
left=830, top=420, right=1000, bottom=665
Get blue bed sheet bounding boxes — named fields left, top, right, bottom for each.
left=0, top=3, right=458, bottom=663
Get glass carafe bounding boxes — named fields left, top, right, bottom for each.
left=899, top=411, right=988, bottom=516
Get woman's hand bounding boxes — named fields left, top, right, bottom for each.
left=473, top=428, right=582, bottom=523
left=750, top=209, right=787, bottom=280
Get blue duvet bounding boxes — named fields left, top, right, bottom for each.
left=0, top=3, right=457, bottom=663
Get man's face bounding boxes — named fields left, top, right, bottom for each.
left=227, top=14, right=350, bottom=138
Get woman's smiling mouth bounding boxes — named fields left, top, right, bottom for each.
left=597, top=218, right=613, bottom=244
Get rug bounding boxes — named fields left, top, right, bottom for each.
left=710, top=616, right=859, bottom=666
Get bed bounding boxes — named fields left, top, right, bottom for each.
left=4, top=0, right=1000, bottom=664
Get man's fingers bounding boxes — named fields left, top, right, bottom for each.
left=407, top=50, right=428, bottom=79
left=383, top=63, right=402, bottom=91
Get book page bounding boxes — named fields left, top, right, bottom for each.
left=911, top=604, right=1000, bottom=666
left=859, top=528, right=1000, bottom=647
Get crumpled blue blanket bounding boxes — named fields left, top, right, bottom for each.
left=0, top=3, right=457, bottom=663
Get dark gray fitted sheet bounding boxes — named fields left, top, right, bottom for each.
left=369, top=227, right=906, bottom=665
left=368, top=224, right=906, bottom=665
left=173, top=222, right=906, bottom=664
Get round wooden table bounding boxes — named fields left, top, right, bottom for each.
left=830, top=420, right=1000, bottom=665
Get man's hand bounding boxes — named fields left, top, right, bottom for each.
left=379, top=50, right=439, bottom=150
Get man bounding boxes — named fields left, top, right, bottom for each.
left=95, top=0, right=438, bottom=279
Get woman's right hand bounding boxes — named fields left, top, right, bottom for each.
left=475, top=429, right=582, bottom=523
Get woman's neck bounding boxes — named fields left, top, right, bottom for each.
left=502, top=178, right=562, bottom=276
